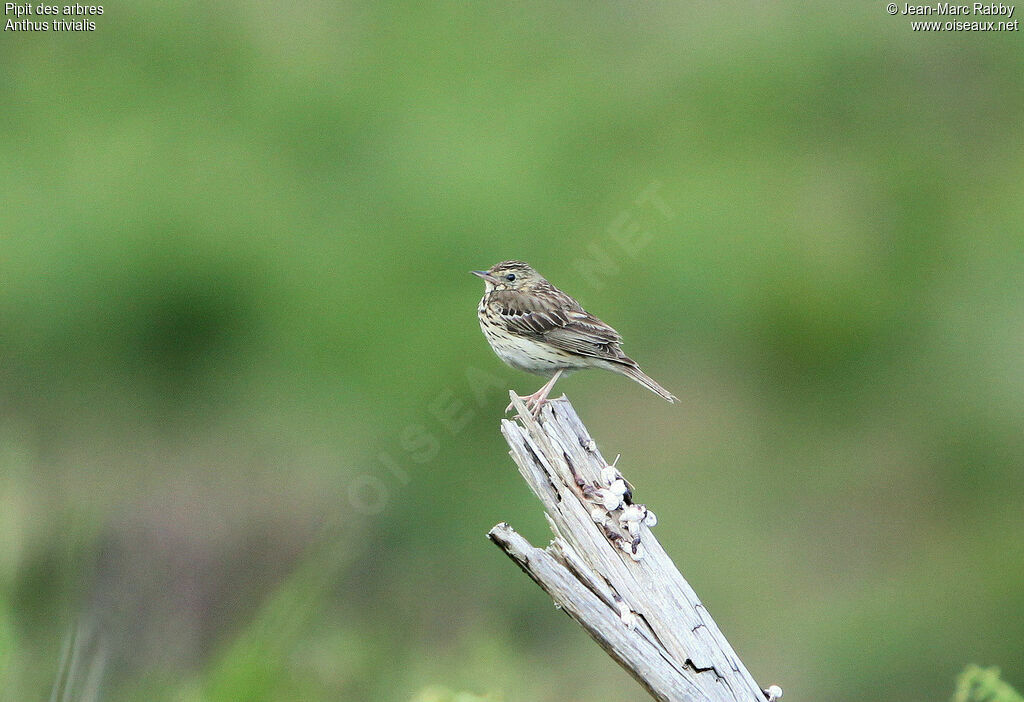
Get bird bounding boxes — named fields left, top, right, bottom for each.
left=471, top=260, right=677, bottom=415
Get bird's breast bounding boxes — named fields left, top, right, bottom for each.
left=478, top=301, right=587, bottom=375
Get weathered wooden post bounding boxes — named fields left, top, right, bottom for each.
left=489, top=393, right=782, bottom=702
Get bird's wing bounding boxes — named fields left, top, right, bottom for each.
left=493, top=288, right=628, bottom=361
left=543, top=314, right=626, bottom=359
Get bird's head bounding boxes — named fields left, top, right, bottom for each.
left=471, top=260, right=543, bottom=292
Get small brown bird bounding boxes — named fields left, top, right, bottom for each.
left=472, top=260, right=677, bottom=414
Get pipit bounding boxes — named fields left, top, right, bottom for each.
left=472, top=260, right=678, bottom=415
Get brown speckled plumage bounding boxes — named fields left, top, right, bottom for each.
left=472, top=261, right=677, bottom=407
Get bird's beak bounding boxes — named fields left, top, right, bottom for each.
left=471, top=270, right=499, bottom=284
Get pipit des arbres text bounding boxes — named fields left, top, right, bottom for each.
left=472, top=260, right=677, bottom=415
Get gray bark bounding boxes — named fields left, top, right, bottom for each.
left=488, top=393, right=777, bottom=702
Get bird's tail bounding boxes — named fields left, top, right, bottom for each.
left=618, top=364, right=678, bottom=403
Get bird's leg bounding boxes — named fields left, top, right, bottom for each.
left=506, top=370, right=563, bottom=416
left=528, top=370, right=562, bottom=415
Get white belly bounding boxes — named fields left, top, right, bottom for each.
left=478, top=311, right=582, bottom=375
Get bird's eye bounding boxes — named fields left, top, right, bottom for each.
left=505, top=273, right=516, bottom=282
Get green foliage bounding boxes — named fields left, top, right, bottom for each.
left=410, top=688, right=501, bottom=702
left=954, top=666, right=1024, bottom=702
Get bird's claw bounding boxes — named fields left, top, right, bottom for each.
left=505, top=394, right=549, bottom=417
left=506, top=370, right=563, bottom=418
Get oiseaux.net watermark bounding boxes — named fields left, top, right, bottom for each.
left=347, top=181, right=677, bottom=515
left=886, top=2, right=1019, bottom=30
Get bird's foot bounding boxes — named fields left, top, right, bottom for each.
left=505, top=390, right=551, bottom=417
left=506, top=370, right=564, bottom=418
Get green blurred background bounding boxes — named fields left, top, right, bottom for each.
left=2, top=2, right=1022, bottom=701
